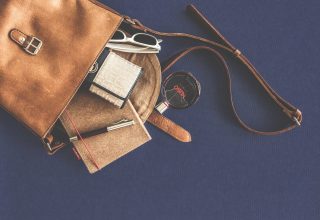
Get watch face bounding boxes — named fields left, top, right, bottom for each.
left=162, top=72, right=201, bottom=109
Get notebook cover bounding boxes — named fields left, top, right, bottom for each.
left=60, top=90, right=151, bottom=174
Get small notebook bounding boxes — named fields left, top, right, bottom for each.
left=60, top=89, right=151, bottom=174
left=89, top=50, right=143, bottom=108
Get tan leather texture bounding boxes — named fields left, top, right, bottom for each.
left=148, top=111, right=192, bottom=143
left=0, top=0, right=123, bottom=138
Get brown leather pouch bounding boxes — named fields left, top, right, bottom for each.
left=0, top=0, right=123, bottom=147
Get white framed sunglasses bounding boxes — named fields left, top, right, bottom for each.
left=109, top=30, right=162, bottom=51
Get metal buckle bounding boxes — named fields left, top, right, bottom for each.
left=124, top=16, right=136, bottom=25
left=293, top=117, right=301, bottom=126
left=292, top=109, right=302, bottom=126
left=44, top=139, right=53, bottom=152
left=89, top=62, right=99, bottom=73
left=24, top=36, right=42, bottom=55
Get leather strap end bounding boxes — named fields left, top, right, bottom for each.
left=295, top=109, right=302, bottom=119
left=148, top=110, right=192, bottom=143
left=47, top=143, right=66, bottom=156
left=294, top=109, right=303, bottom=126
left=9, top=29, right=29, bottom=47
left=283, top=108, right=303, bottom=126
left=44, top=134, right=66, bottom=155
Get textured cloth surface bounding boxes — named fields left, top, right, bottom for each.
left=0, top=0, right=319, bottom=220
left=60, top=94, right=151, bottom=174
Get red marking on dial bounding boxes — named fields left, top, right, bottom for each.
left=173, top=85, right=186, bottom=98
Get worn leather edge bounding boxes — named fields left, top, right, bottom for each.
left=41, top=9, right=124, bottom=139
left=89, top=0, right=121, bottom=15
left=148, top=111, right=192, bottom=143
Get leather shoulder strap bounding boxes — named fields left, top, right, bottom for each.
left=123, top=4, right=302, bottom=135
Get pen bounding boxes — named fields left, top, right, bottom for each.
left=68, top=119, right=135, bottom=143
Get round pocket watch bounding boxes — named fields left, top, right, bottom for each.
left=156, top=71, right=201, bottom=114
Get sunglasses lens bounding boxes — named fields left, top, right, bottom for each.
left=112, top=31, right=125, bottom=40
left=134, top=34, right=158, bottom=46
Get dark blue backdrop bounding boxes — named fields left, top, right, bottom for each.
left=0, top=0, right=319, bottom=219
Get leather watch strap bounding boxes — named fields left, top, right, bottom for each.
left=124, top=4, right=302, bottom=136
left=148, top=111, right=192, bottom=142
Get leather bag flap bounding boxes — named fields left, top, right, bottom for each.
left=0, top=0, right=123, bottom=138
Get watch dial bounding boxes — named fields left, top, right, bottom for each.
left=162, top=72, right=201, bottom=109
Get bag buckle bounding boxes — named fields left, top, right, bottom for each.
left=291, top=109, right=302, bottom=126
left=24, top=36, right=43, bottom=55
left=9, top=29, right=43, bottom=55
left=293, top=117, right=301, bottom=126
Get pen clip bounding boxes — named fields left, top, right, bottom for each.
left=112, top=119, right=131, bottom=125
left=107, top=119, right=135, bottom=131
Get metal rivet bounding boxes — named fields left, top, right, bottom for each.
left=19, top=37, right=26, bottom=44
left=89, top=62, right=99, bottom=73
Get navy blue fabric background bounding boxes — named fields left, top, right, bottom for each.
left=0, top=0, right=319, bottom=219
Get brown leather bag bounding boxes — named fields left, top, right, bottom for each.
left=0, top=1, right=303, bottom=172
left=0, top=0, right=123, bottom=147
